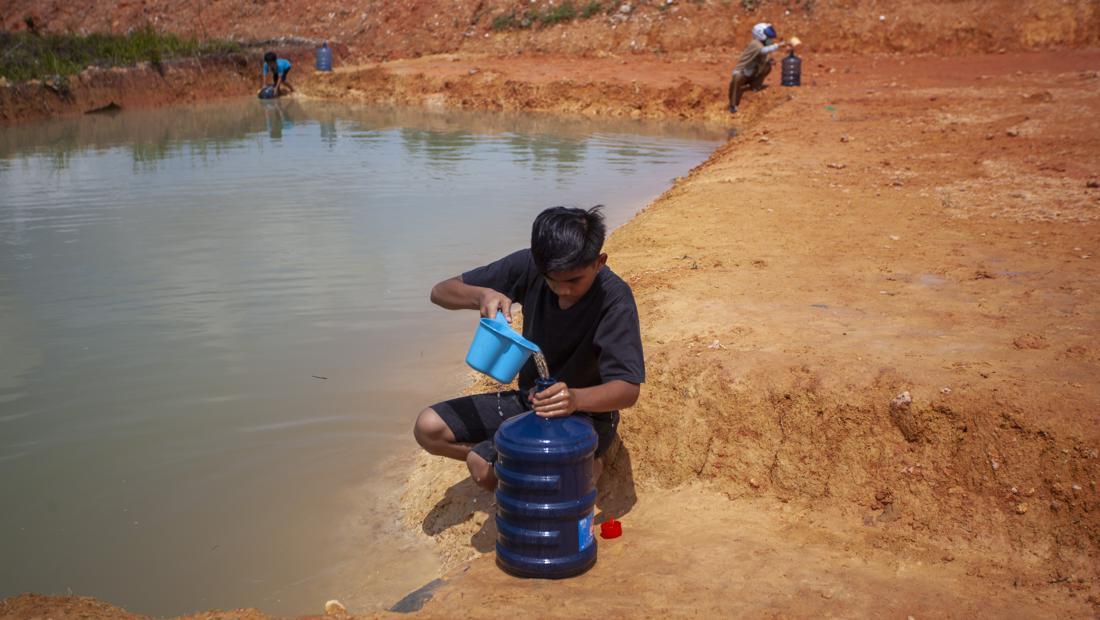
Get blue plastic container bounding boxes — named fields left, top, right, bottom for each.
left=466, top=311, right=539, bottom=384
left=781, top=50, right=801, bottom=86
left=315, top=42, right=333, bottom=71
left=494, top=378, right=598, bottom=579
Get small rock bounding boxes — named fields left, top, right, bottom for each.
left=467, top=68, right=479, bottom=75
left=1087, top=180, right=1099, bottom=188
left=942, top=553, right=955, bottom=562
left=940, top=387, right=952, bottom=395
left=748, top=478, right=760, bottom=488
left=324, top=599, right=349, bottom=616
left=1050, top=500, right=1062, bottom=512
left=820, top=590, right=834, bottom=599
left=888, top=235, right=900, bottom=241
left=1015, top=503, right=1029, bottom=515
left=1006, top=128, right=1020, bottom=137
left=759, top=136, right=770, bottom=143
left=891, top=391, right=912, bottom=408
left=985, top=133, right=994, bottom=140
left=877, top=502, right=900, bottom=523
left=840, top=134, right=850, bottom=143
left=827, top=162, right=846, bottom=169
left=619, top=3, right=633, bottom=13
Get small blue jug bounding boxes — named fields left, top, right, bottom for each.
left=315, top=42, right=333, bottom=71
left=466, top=311, right=539, bottom=384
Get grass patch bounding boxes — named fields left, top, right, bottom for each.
left=580, top=1, right=604, bottom=18
left=539, top=1, right=578, bottom=25
left=0, top=26, right=242, bottom=83
left=490, top=12, right=520, bottom=31
left=491, top=0, right=604, bottom=32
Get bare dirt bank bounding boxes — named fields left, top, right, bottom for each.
left=5, top=0, right=1098, bottom=124
left=301, top=52, right=746, bottom=123
left=0, top=55, right=259, bottom=124
left=6, top=0, right=1099, bottom=61
left=398, top=48, right=1100, bottom=616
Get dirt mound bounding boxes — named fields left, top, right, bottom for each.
left=0, top=55, right=256, bottom=124
left=6, top=0, right=1099, bottom=63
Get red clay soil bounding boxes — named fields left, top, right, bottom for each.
left=393, top=48, right=1100, bottom=618
left=4, top=0, right=1099, bottom=63
left=0, top=47, right=327, bottom=125
left=0, top=56, right=255, bottom=124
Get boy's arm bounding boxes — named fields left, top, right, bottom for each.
left=430, top=276, right=515, bottom=320
left=530, top=379, right=640, bottom=418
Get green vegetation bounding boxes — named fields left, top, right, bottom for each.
left=490, top=0, right=606, bottom=32
left=491, top=12, right=521, bottom=31
left=580, top=1, right=605, bottom=18
left=539, top=1, right=578, bottom=25
left=0, top=26, right=242, bottom=84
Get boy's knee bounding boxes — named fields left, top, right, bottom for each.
left=413, top=408, right=452, bottom=451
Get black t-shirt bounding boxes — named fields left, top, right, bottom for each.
left=462, top=249, right=645, bottom=404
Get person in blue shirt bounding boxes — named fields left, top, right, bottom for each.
left=260, top=51, right=295, bottom=96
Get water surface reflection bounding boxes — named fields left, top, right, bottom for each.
left=0, top=99, right=723, bottom=616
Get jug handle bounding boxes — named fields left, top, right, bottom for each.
left=494, top=310, right=509, bottom=323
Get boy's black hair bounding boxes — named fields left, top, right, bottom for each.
left=530, top=206, right=607, bottom=274
left=263, top=51, right=277, bottom=63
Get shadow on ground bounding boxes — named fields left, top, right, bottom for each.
left=420, top=439, right=639, bottom=553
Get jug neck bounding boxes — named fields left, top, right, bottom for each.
left=535, top=377, right=557, bottom=393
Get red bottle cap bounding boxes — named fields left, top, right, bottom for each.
left=600, top=518, right=622, bottom=539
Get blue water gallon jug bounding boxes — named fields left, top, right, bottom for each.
left=781, top=50, right=801, bottom=86
left=315, top=42, right=333, bottom=71
left=494, top=378, right=598, bottom=578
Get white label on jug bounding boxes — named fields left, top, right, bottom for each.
left=578, top=511, right=594, bottom=551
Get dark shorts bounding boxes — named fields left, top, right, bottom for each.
left=431, top=390, right=620, bottom=464
left=272, top=67, right=290, bottom=84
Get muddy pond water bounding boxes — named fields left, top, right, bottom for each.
left=0, top=98, right=723, bottom=615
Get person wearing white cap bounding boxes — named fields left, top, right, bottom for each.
left=728, top=22, right=790, bottom=113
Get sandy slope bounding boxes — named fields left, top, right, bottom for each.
left=397, top=49, right=1100, bottom=617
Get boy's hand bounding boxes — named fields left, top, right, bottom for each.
left=479, top=290, right=514, bottom=321
left=529, top=382, right=577, bottom=418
